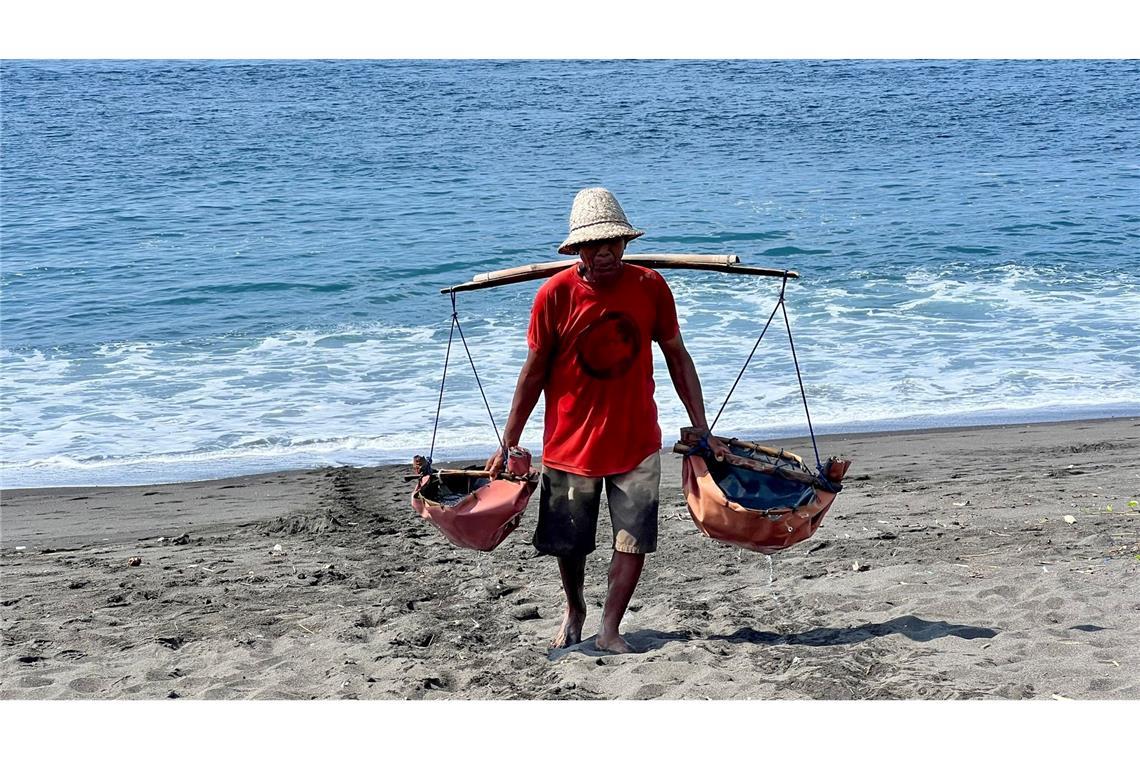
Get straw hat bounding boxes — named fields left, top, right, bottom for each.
left=558, top=187, right=645, bottom=254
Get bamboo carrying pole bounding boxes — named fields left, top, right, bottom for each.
left=442, top=253, right=799, bottom=293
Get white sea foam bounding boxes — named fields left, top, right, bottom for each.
left=4, top=263, right=1140, bottom=488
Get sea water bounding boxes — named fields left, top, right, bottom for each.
left=2, top=60, right=1138, bottom=487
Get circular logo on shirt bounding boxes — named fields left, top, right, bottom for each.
left=576, top=312, right=642, bottom=379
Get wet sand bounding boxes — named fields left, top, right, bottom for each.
left=2, top=417, right=1138, bottom=699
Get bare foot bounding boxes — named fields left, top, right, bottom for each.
left=594, top=631, right=633, bottom=654
left=551, top=607, right=586, bottom=648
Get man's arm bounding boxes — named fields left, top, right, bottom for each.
left=486, top=345, right=552, bottom=476
left=658, top=332, right=730, bottom=460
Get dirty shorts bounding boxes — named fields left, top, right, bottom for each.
left=533, top=451, right=661, bottom=556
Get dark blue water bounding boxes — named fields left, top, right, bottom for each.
left=3, top=60, right=1139, bottom=487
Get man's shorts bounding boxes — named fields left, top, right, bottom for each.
left=533, top=451, right=661, bottom=556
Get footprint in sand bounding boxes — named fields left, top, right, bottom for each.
left=633, top=682, right=667, bottom=698
left=976, top=584, right=1020, bottom=601
left=67, top=677, right=108, bottom=694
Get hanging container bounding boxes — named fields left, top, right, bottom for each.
left=674, top=428, right=851, bottom=554
left=410, top=452, right=538, bottom=552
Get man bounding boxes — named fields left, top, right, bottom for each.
left=487, top=187, right=729, bottom=654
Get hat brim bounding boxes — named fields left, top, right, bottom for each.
left=558, top=224, right=645, bottom=255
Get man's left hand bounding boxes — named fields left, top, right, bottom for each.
left=706, top=434, right=730, bottom=462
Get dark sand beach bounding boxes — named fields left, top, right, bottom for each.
left=2, top=418, right=1138, bottom=700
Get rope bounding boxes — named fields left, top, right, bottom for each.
left=779, top=296, right=823, bottom=471
left=709, top=271, right=824, bottom=473
left=454, top=320, right=504, bottom=452
left=428, top=291, right=504, bottom=465
left=427, top=305, right=457, bottom=464
left=709, top=273, right=788, bottom=433
left=451, top=292, right=504, bottom=452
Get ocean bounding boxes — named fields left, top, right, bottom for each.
left=2, top=59, right=1138, bottom=488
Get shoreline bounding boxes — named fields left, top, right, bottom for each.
left=3, top=416, right=1139, bottom=553
left=3, top=415, right=1136, bottom=551
left=2, top=415, right=1138, bottom=699
left=5, top=411, right=1140, bottom=494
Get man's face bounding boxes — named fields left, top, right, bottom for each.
left=576, top=237, right=626, bottom=285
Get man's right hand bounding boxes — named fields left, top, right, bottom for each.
left=485, top=447, right=506, bottom=479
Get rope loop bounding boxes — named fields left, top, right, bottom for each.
left=711, top=269, right=822, bottom=471
left=779, top=294, right=823, bottom=471
left=429, top=289, right=504, bottom=462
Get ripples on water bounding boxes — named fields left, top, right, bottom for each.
left=2, top=60, right=1138, bottom=486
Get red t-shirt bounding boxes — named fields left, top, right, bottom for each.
left=527, top=263, right=680, bottom=477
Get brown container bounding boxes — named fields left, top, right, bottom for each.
left=680, top=447, right=851, bottom=555
left=411, top=456, right=538, bottom=552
